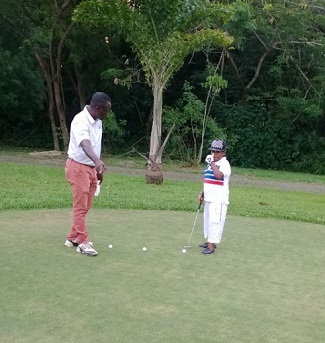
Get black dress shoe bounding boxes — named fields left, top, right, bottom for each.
left=199, top=243, right=216, bottom=249
left=202, top=248, right=215, bottom=255
left=199, top=243, right=208, bottom=248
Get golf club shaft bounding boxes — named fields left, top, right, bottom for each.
left=185, top=202, right=202, bottom=248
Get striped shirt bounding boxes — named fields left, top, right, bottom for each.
left=203, top=157, right=231, bottom=204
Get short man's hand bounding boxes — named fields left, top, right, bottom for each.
left=205, top=154, right=213, bottom=164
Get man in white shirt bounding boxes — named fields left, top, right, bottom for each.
left=64, top=92, right=111, bottom=256
left=198, top=139, right=231, bottom=255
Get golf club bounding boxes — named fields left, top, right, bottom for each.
left=183, top=202, right=202, bottom=249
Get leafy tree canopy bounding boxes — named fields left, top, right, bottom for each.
left=72, top=0, right=246, bottom=88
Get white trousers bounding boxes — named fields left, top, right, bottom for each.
left=203, top=202, right=228, bottom=244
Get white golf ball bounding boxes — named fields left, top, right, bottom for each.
left=182, top=248, right=187, bottom=253
left=142, top=247, right=147, bottom=252
left=108, top=244, right=113, bottom=249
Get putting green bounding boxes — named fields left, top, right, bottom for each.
left=1, top=209, right=324, bottom=343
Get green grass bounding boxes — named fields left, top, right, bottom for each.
left=0, top=154, right=324, bottom=342
left=1, top=146, right=325, bottom=184
left=0, top=209, right=324, bottom=343
left=231, top=167, right=325, bottom=184
left=0, top=162, right=324, bottom=224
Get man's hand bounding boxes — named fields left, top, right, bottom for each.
left=205, top=154, right=213, bottom=164
left=80, top=139, right=107, bottom=175
left=198, top=191, right=204, bottom=204
left=95, top=160, right=106, bottom=176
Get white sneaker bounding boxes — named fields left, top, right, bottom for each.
left=77, top=242, right=98, bottom=256
left=64, top=239, right=78, bottom=248
left=65, top=240, right=93, bottom=248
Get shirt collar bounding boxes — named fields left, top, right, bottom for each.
left=84, top=105, right=96, bottom=124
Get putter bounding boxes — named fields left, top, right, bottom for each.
left=183, top=202, right=202, bottom=249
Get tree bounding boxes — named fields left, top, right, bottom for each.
left=213, top=0, right=325, bottom=172
left=73, top=0, right=246, bottom=183
left=0, top=0, right=83, bottom=150
left=0, top=41, right=45, bottom=145
left=224, top=0, right=325, bottom=104
left=163, top=81, right=226, bottom=165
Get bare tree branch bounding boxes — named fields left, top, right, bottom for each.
left=289, top=56, right=319, bottom=96
left=157, top=123, right=175, bottom=159
left=284, top=0, right=325, bottom=13
left=245, top=50, right=270, bottom=90
left=225, top=48, right=242, bottom=84
left=253, top=31, right=268, bottom=50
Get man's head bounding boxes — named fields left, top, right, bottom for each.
left=210, top=139, right=227, bottom=161
left=89, top=92, right=111, bottom=120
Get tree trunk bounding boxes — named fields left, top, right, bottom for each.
left=146, top=77, right=164, bottom=184
left=145, top=161, right=163, bottom=184
left=75, top=66, right=86, bottom=108
left=53, top=76, right=70, bottom=150
left=51, top=21, right=75, bottom=151
left=47, top=87, right=60, bottom=151
left=34, top=51, right=60, bottom=150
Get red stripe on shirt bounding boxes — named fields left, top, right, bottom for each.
left=204, top=179, right=224, bottom=186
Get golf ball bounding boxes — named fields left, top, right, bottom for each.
left=142, top=247, right=147, bottom=252
left=108, top=244, right=113, bottom=249
left=182, top=248, right=187, bottom=253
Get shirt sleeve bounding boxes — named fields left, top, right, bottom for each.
left=73, top=121, right=90, bottom=146
left=219, top=160, right=231, bottom=178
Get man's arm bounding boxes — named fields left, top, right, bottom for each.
left=80, top=139, right=106, bottom=177
left=210, top=163, right=224, bottom=179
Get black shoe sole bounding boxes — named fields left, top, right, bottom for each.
left=202, top=248, right=215, bottom=255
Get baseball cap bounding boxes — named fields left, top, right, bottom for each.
left=210, top=139, right=227, bottom=151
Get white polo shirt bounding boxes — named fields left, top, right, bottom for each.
left=67, top=106, right=102, bottom=166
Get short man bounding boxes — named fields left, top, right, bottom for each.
left=198, top=139, right=231, bottom=255
left=64, top=92, right=111, bottom=256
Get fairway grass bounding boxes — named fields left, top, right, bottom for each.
left=1, top=209, right=324, bottom=343
left=0, top=162, right=325, bottom=225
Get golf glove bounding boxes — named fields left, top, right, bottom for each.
left=205, top=154, right=213, bottom=164
left=94, top=181, right=101, bottom=196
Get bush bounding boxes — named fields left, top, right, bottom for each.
left=163, top=82, right=225, bottom=164
left=213, top=104, right=324, bottom=174
left=102, top=111, right=127, bottom=153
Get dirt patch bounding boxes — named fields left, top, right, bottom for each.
left=29, top=150, right=63, bottom=157
left=1, top=153, right=325, bottom=194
